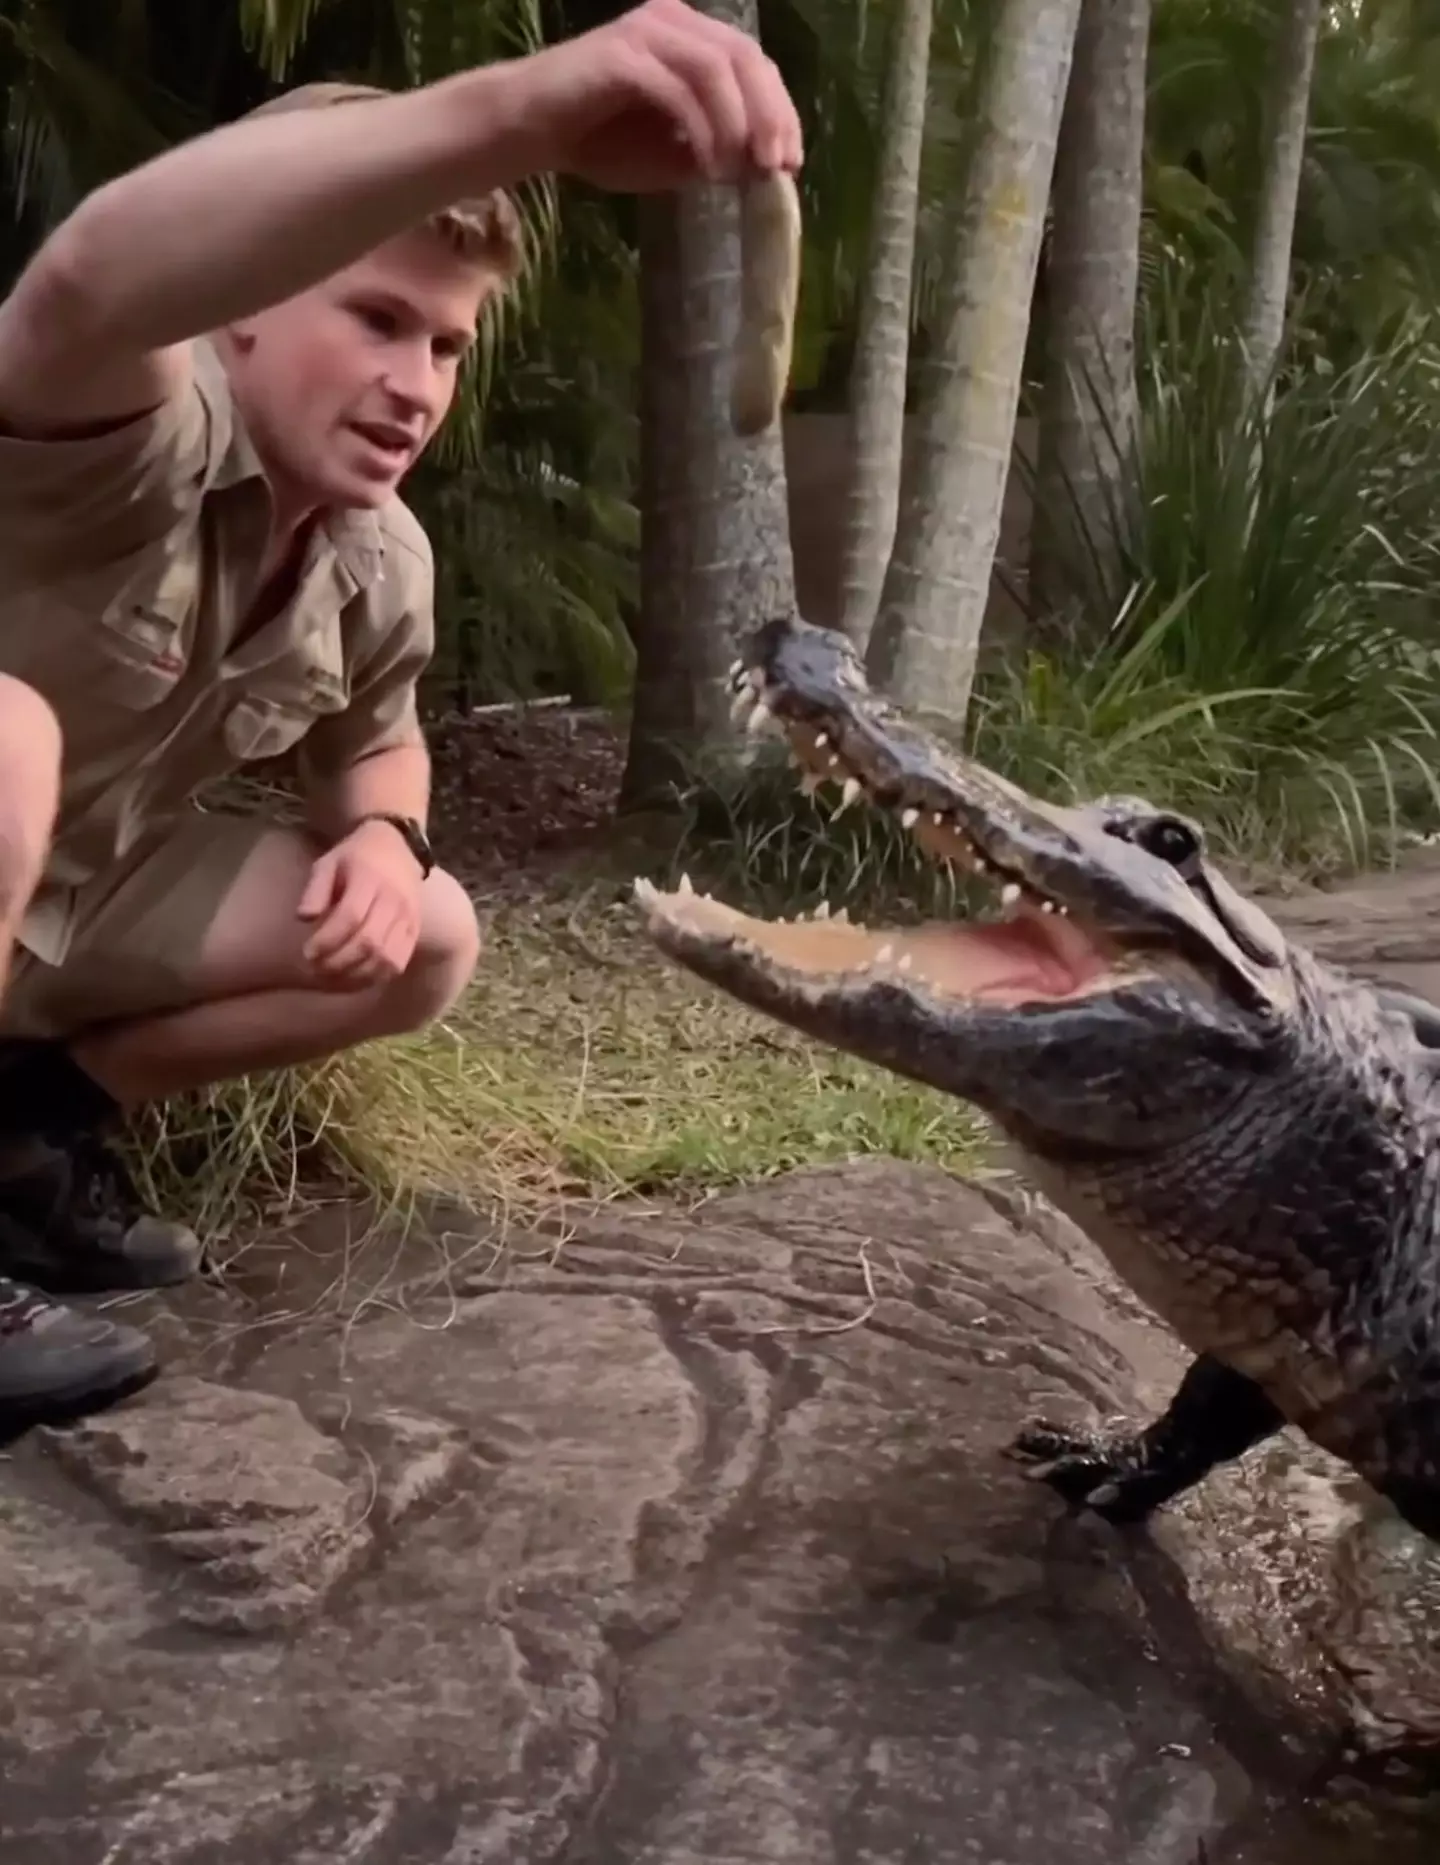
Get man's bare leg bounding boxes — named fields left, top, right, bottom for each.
left=0, top=827, right=481, bottom=1297
left=0, top=675, right=61, bottom=1002
left=73, top=829, right=482, bottom=1105
left=0, top=679, right=161, bottom=1416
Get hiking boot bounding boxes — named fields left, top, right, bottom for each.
left=0, top=1274, right=158, bottom=1433
left=0, top=1131, right=203, bottom=1295
left=0, top=1039, right=202, bottom=1296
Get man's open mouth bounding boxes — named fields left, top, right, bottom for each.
left=634, top=650, right=1127, bottom=1010
left=350, top=420, right=415, bottom=461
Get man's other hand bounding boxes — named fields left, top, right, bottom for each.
left=297, top=818, right=426, bottom=991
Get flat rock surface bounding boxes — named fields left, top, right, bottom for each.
left=5, top=858, right=1440, bottom=1864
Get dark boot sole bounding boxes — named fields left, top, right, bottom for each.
left=0, top=1351, right=160, bottom=1444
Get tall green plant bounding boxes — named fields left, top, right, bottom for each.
left=1145, top=0, right=1440, bottom=357
left=1009, top=270, right=1440, bottom=866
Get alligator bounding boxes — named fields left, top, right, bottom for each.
left=633, top=613, right=1440, bottom=1545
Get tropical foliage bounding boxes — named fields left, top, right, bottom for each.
left=1, top=0, right=1439, bottom=867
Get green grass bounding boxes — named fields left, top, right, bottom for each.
left=128, top=874, right=989, bottom=1263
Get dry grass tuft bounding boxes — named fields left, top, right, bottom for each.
left=126, top=872, right=987, bottom=1275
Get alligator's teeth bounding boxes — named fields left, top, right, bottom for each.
left=730, top=687, right=755, bottom=723
left=876, top=942, right=896, bottom=964
left=747, top=699, right=773, bottom=735
left=896, top=953, right=913, bottom=973
left=799, top=772, right=821, bottom=797
left=814, top=900, right=831, bottom=919
left=678, top=872, right=694, bottom=895
left=1039, top=901, right=1056, bottom=914
left=1000, top=882, right=1020, bottom=908
left=727, top=657, right=743, bottom=679
left=828, top=754, right=841, bottom=769
left=815, top=732, right=829, bottom=748
left=633, top=876, right=658, bottom=904
left=745, top=667, right=765, bottom=692
left=901, top=808, right=919, bottom=829
left=841, top=777, right=862, bottom=809
left=833, top=906, right=850, bottom=924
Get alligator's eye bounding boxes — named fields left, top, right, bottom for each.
left=1135, top=815, right=1202, bottom=870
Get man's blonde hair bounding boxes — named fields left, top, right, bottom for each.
left=244, top=80, right=526, bottom=282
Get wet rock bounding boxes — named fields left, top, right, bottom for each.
left=0, top=1156, right=1432, bottom=1863
left=34, top=1377, right=466, bottom=1634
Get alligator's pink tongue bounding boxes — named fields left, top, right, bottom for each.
left=684, top=908, right=1077, bottom=998
left=860, top=920, right=1055, bottom=996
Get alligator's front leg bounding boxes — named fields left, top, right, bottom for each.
left=1010, top=1353, right=1285, bottom=1524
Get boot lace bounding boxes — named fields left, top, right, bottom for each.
left=0, top=1276, right=62, bottom=1336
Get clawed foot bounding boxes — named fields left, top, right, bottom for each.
left=1008, top=1418, right=1160, bottom=1525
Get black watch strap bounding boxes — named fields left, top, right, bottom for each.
left=355, top=812, right=435, bottom=879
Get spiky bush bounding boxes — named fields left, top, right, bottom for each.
left=1011, top=279, right=1440, bottom=871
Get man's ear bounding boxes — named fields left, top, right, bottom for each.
left=222, top=320, right=259, bottom=356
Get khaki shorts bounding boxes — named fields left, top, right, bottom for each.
left=1, top=807, right=275, bottom=1040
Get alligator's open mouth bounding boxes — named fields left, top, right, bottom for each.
left=633, top=619, right=1157, bottom=1011
left=634, top=862, right=1117, bottom=1009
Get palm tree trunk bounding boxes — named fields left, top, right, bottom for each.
left=865, top=0, right=1083, bottom=722
left=619, top=0, right=797, bottom=811
left=835, top=0, right=933, bottom=653
left=1242, top=0, right=1324, bottom=393
left=1029, top=0, right=1150, bottom=635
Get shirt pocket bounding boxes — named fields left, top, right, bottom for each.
left=222, top=691, right=319, bottom=763
left=90, top=549, right=199, bottom=712
left=92, top=607, right=190, bottom=711
left=222, top=664, right=353, bottom=766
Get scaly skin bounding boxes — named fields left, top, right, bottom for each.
left=633, top=613, right=1440, bottom=1544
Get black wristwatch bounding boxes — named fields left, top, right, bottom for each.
left=354, top=812, right=435, bottom=879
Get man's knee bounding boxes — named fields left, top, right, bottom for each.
left=383, top=867, right=483, bottom=1031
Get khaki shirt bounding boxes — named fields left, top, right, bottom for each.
left=0, top=340, right=436, bottom=965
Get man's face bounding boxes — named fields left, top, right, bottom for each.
left=224, top=227, right=500, bottom=518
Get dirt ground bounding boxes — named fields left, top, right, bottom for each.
left=424, top=699, right=628, bottom=891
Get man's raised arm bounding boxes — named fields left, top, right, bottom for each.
left=0, top=65, right=529, bottom=439
left=0, top=0, right=803, bottom=440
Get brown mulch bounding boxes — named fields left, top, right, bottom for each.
left=427, top=701, right=626, bottom=867
left=209, top=697, right=633, bottom=902
left=424, top=700, right=629, bottom=889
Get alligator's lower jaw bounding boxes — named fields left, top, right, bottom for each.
left=634, top=877, right=1116, bottom=1006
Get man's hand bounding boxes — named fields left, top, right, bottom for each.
left=513, top=0, right=804, bottom=192
left=0, top=678, right=61, bottom=1003
left=297, top=819, right=426, bottom=991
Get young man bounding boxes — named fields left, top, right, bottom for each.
left=0, top=0, right=804, bottom=1430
